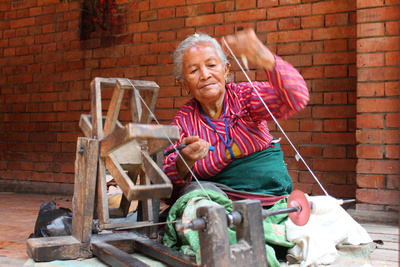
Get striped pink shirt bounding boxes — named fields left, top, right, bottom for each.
left=163, top=56, right=309, bottom=200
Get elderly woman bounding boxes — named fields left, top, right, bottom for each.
left=163, top=29, right=309, bottom=206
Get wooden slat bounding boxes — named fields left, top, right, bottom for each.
left=100, top=123, right=179, bottom=158
left=130, top=87, right=143, bottom=123
left=141, top=151, right=171, bottom=186
left=103, top=81, right=125, bottom=137
left=90, top=78, right=104, bottom=140
left=97, top=158, right=110, bottom=226
left=105, top=154, right=171, bottom=201
left=79, top=114, right=93, bottom=138
left=111, top=140, right=142, bottom=168
left=26, top=236, right=92, bottom=261
left=72, top=138, right=99, bottom=243
left=139, top=86, right=158, bottom=124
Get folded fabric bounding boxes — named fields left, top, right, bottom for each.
left=286, top=195, right=373, bottom=267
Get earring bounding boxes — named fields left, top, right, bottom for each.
left=186, top=89, right=190, bottom=95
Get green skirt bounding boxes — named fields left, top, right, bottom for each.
left=207, top=142, right=293, bottom=196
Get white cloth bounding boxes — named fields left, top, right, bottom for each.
left=285, top=196, right=373, bottom=267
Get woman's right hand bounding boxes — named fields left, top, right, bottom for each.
left=223, top=28, right=275, bottom=71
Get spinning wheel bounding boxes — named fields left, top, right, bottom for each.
left=79, top=78, right=179, bottom=235
left=27, top=78, right=182, bottom=262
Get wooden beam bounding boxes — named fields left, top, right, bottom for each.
left=103, top=80, right=125, bottom=137
left=79, top=114, right=93, bottom=138
left=26, top=236, right=92, bottom=261
left=141, top=151, right=171, bottom=186
left=72, top=138, right=99, bottom=243
left=100, top=123, right=179, bottom=158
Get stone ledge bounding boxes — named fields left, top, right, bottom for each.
left=347, top=208, right=399, bottom=225
left=0, top=180, right=73, bottom=196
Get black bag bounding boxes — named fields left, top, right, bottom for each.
left=29, top=201, right=73, bottom=238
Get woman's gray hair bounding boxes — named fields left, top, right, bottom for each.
left=173, top=32, right=228, bottom=81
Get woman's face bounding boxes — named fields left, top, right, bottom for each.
left=179, top=44, right=229, bottom=107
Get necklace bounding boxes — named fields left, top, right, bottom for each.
left=200, top=97, right=236, bottom=160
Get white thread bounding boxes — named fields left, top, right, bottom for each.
left=309, top=196, right=341, bottom=215
left=222, top=37, right=329, bottom=196
left=126, top=79, right=213, bottom=202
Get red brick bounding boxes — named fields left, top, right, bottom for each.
left=325, top=13, right=349, bottom=27
left=236, top=0, right=256, bottom=9
left=324, top=65, right=348, bottom=78
left=314, top=26, right=356, bottom=40
left=386, top=51, right=399, bottom=66
left=141, top=10, right=157, bottom=21
left=277, top=43, right=299, bottom=55
left=357, top=82, right=384, bottom=97
left=313, top=158, right=356, bottom=172
left=10, top=17, right=35, bottom=28
left=177, top=3, right=214, bottom=17
left=298, top=146, right=322, bottom=158
left=312, top=132, right=356, bottom=145
left=215, top=0, right=235, bottom=13
left=357, top=160, right=399, bottom=174
left=186, top=14, right=224, bottom=29
left=324, top=92, right=348, bottom=105
left=357, top=174, right=384, bottom=188
left=386, top=21, right=399, bottom=36
left=314, top=52, right=356, bottom=65
left=153, top=108, right=179, bottom=121
left=357, top=53, right=384, bottom=67
left=357, top=145, right=384, bottom=159
left=279, top=18, right=300, bottom=30
left=386, top=113, right=399, bottom=128
left=384, top=129, right=399, bottom=144
left=300, top=41, right=323, bottom=54
left=7, top=74, right=32, bottom=84
left=268, top=4, right=311, bottom=19
left=357, top=114, right=384, bottom=129
left=357, top=188, right=400, bottom=205
left=268, top=29, right=311, bottom=43
left=159, top=31, right=176, bottom=42
left=357, top=6, right=399, bottom=23
left=357, top=98, right=399, bottom=113
left=16, top=27, right=28, bottom=36
left=257, top=20, right=277, bottom=33
left=322, top=146, right=347, bottom=158
left=387, top=175, right=400, bottom=190
left=258, top=0, right=278, bottom=7
left=356, top=129, right=383, bottom=144
left=385, top=81, right=399, bottom=97
left=385, top=145, right=399, bottom=159
left=149, top=18, right=184, bottom=31
left=215, top=24, right=235, bottom=36
left=299, top=120, right=322, bottom=131
left=358, top=22, right=385, bottom=37
left=357, top=0, right=384, bottom=9
left=313, top=0, right=356, bottom=14
left=149, top=40, right=180, bottom=53
left=301, top=15, right=324, bottom=28
left=150, top=0, right=184, bottom=9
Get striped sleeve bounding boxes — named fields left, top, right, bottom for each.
left=240, top=55, right=309, bottom=121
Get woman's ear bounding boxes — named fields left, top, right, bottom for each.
left=177, top=79, right=190, bottom=95
left=224, top=62, right=231, bottom=80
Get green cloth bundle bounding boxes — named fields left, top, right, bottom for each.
left=163, top=189, right=294, bottom=267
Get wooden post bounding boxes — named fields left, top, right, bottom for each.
left=72, top=137, right=99, bottom=243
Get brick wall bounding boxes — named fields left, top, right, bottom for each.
left=355, top=0, right=400, bottom=212
left=0, top=0, right=398, bottom=210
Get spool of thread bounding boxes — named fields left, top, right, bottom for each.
left=309, top=196, right=342, bottom=215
